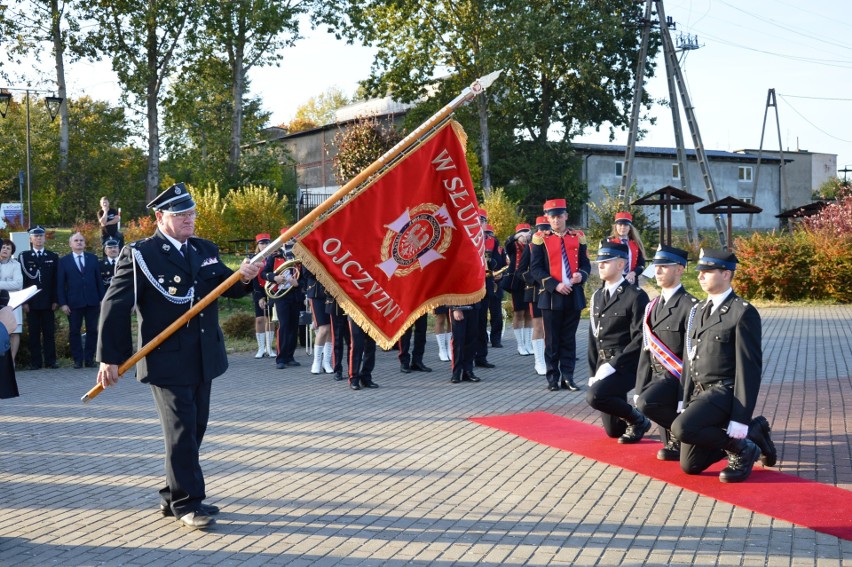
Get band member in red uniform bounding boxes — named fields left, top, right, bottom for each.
left=252, top=233, right=274, bottom=358
left=609, top=212, right=646, bottom=285
left=504, top=223, right=533, bottom=357
left=521, top=216, right=550, bottom=375
left=262, top=228, right=302, bottom=369
left=530, top=199, right=591, bottom=392
left=475, top=209, right=502, bottom=369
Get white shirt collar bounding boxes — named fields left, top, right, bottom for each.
left=706, top=288, right=734, bottom=312
left=161, top=232, right=186, bottom=250
left=660, top=284, right=682, bottom=303
left=605, top=277, right=625, bottom=296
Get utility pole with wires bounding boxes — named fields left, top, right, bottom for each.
left=618, top=0, right=727, bottom=248
left=747, top=88, right=789, bottom=228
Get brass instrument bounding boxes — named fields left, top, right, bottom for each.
left=487, top=265, right=509, bottom=278
left=265, top=258, right=301, bottom=299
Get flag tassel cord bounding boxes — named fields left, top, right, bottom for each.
left=81, top=70, right=502, bottom=403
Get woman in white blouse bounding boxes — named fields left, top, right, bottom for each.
left=0, top=239, right=23, bottom=362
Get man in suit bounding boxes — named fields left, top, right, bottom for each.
left=671, top=249, right=775, bottom=483
left=96, top=182, right=260, bottom=529
left=474, top=210, right=503, bottom=368
left=58, top=232, right=105, bottom=368
left=586, top=240, right=651, bottom=441
left=634, top=245, right=698, bottom=459
left=530, top=199, right=591, bottom=392
left=19, top=225, right=59, bottom=370
left=100, top=238, right=120, bottom=291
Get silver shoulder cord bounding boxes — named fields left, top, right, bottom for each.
left=685, top=304, right=700, bottom=361
left=590, top=290, right=601, bottom=338
left=131, top=248, right=194, bottom=305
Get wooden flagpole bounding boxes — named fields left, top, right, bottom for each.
left=81, top=70, right=502, bottom=403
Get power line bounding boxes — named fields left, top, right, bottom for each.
left=777, top=94, right=852, bottom=102
left=777, top=94, right=852, bottom=143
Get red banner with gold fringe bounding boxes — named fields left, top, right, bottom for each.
left=294, top=121, right=485, bottom=348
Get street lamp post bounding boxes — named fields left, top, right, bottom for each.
left=0, top=87, right=63, bottom=228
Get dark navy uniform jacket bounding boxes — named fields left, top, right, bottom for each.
left=681, top=292, right=762, bottom=425
left=635, top=286, right=698, bottom=394
left=96, top=229, right=250, bottom=386
left=587, top=281, right=649, bottom=375
left=19, top=249, right=59, bottom=309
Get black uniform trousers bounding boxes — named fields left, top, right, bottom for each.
left=348, top=319, right=376, bottom=385
left=398, top=314, right=427, bottom=366
left=671, top=384, right=732, bottom=474
left=273, top=297, right=300, bottom=364
left=27, top=309, right=56, bottom=367
left=636, top=374, right=682, bottom=441
left=585, top=365, right=633, bottom=438
left=327, top=305, right=350, bottom=376
left=541, top=308, right=581, bottom=388
left=488, top=289, right=504, bottom=345
left=151, top=379, right=211, bottom=517
left=451, top=308, right=477, bottom=379
left=475, top=297, right=490, bottom=363
left=68, top=305, right=100, bottom=364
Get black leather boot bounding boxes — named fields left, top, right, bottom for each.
left=748, top=416, right=777, bottom=467
left=618, top=408, right=652, bottom=444
left=657, top=430, right=681, bottom=461
left=719, top=438, right=761, bottom=483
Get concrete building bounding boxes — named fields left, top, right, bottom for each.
left=574, top=143, right=793, bottom=230
left=736, top=149, right=836, bottom=211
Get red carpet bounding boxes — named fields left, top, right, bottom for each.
left=470, top=411, right=852, bottom=540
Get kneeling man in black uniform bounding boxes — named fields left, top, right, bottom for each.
left=671, top=249, right=776, bottom=483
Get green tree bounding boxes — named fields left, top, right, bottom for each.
left=318, top=1, right=502, bottom=195
left=79, top=0, right=201, bottom=203
left=333, top=114, right=404, bottom=184
left=198, top=0, right=304, bottom=183
left=288, top=86, right=350, bottom=133
left=814, top=176, right=851, bottom=200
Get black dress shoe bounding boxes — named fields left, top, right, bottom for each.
left=334, top=372, right=344, bottom=381
left=177, top=511, right=216, bottom=529
left=161, top=503, right=220, bottom=517
left=561, top=379, right=580, bottom=392
left=400, top=363, right=411, bottom=374
left=349, top=381, right=361, bottom=390
left=491, top=343, right=503, bottom=348
left=276, top=362, right=287, bottom=369
left=411, top=361, right=432, bottom=372
left=362, top=380, right=379, bottom=388
left=462, top=372, right=481, bottom=382
left=450, top=375, right=461, bottom=384
left=286, top=360, right=301, bottom=367
left=548, top=385, right=560, bottom=392
left=73, top=361, right=83, bottom=369
left=475, top=360, right=495, bottom=368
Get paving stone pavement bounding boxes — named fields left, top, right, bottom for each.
left=0, top=305, right=850, bottom=566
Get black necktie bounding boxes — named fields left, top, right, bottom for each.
left=76, top=255, right=84, bottom=272
left=701, top=300, right=713, bottom=325
left=603, top=289, right=611, bottom=304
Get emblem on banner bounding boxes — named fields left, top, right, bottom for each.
left=378, top=203, right=455, bottom=278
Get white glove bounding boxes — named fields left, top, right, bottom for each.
left=594, top=363, right=616, bottom=380
left=726, top=421, right=749, bottom=439
left=588, top=376, right=599, bottom=386
left=676, top=401, right=684, bottom=413
left=633, top=394, right=639, bottom=405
